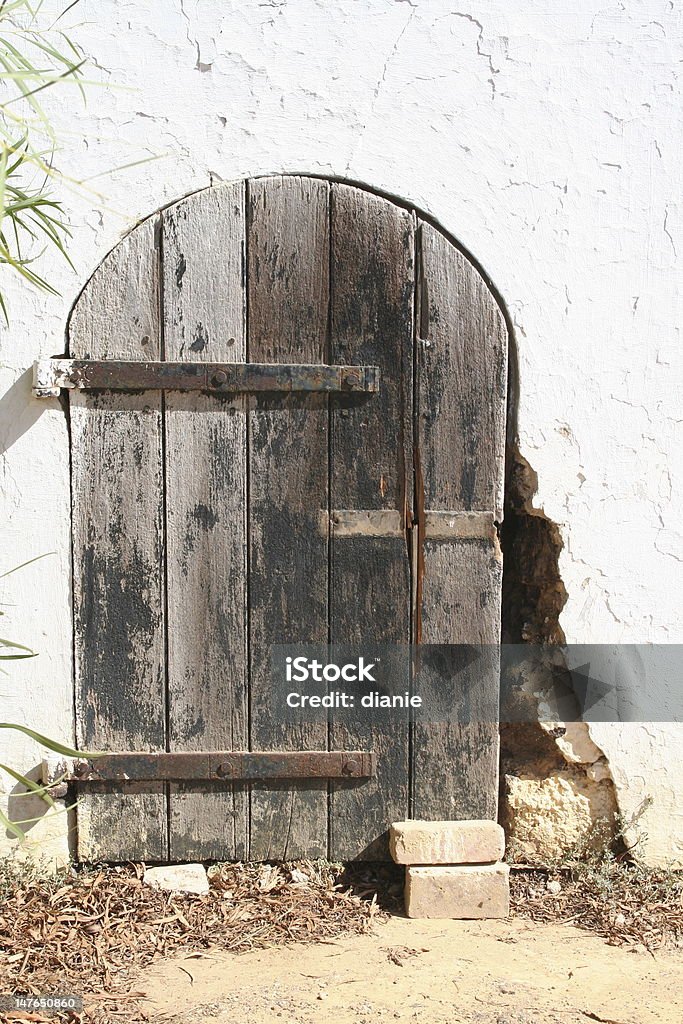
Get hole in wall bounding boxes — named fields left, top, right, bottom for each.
left=501, top=448, right=567, bottom=648
left=499, top=446, right=618, bottom=864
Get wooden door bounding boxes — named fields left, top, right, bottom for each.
left=68, top=176, right=507, bottom=862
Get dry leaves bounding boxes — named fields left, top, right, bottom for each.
left=383, top=944, right=426, bottom=966
left=511, top=862, right=683, bottom=952
left=1, top=856, right=679, bottom=1023
left=0, top=861, right=384, bottom=1024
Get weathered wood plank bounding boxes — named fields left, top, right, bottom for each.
left=69, top=216, right=167, bottom=861
left=416, top=224, right=507, bottom=522
left=412, top=221, right=507, bottom=821
left=329, top=184, right=415, bottom=860
left=413, top=540, right=503, bottom=820
left=247, top=175, right=330, bottom=859
left=162, top=184, right=249, bottom=860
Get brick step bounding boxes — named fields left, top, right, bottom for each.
left=390, top=819, right=505, bottom=866
left=405, top=864, right=510, bottom=920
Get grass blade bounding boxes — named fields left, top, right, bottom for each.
left=0, top=723, right=101, bottom=758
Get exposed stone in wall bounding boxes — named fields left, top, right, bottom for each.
left=504, top=771, right=616, bottom=865
left=500, top=448, right=618, bottom=863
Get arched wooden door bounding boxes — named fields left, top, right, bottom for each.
left=64, top=176, right=507, bottom=862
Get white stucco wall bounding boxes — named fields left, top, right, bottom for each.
left=1, top=0, right=681, bottom=866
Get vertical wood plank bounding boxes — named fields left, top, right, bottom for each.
left=414, top=541, right=503, bottom=820
left=162, top=184, right=249, bottom=861
left=329, top=185, right=415, bottom=860
left=247, top=175, right=330, bottom=859
left=69, top=217, right=167, bottom=861
left=417, top=224, right=507, bottom=521
left=412, top=222, right=508, bottom=821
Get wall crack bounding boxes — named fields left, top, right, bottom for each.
left=345, top=7, right=417, bottom=173
left=450, top=12, right=499, bottom=98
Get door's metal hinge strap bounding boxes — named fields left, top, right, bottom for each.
left=48, top=750, right=376, bottom=783
left=32, top=359, right=380, bottom=398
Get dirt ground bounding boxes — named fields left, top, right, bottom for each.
left=139, top=914, right=683, bottom=1024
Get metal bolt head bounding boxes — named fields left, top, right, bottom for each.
left=342, top=759, right=359, bottom=776
left=74, top=759, right=91, bottom=778
left=343, top=371, right=361, bottom=389
left=212, top=370, right=228, bottom=387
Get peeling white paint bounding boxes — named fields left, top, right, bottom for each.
left=0, top=0, right=681, bottom=867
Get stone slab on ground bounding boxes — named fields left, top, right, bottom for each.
left=390, top=819, right=505, bottom=865
left=144, top=863, right=209, bottom=895
left=405, top=864, right=510, bottom=919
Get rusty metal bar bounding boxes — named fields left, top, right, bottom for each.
left=32, top=359, right=380, bottom=397
left=59, top=750, right=376, bottom=783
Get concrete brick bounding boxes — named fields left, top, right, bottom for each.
left=390, top=819, right=505, bottom=865
left=405, top=864, right=510, bottom=919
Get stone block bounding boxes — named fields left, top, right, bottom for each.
left=390, top=819, right=505, bottom=865
left=405, top=864, right=510, bottom=919
left=144, top=863, right=209, bottom=895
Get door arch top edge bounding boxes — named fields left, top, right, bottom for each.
left=66, top=174, right=511, bottom=350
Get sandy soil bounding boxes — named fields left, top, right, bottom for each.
left=137, top=915, right=683, bottom=1024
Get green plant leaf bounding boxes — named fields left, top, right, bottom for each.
left=1, top=805, right=78, bottom=827
left=2, top=772, right=66, bottom=800
left=0, top=553, right=53, bottom=578
left=0, top=806, right=25, bottom=841
left=0, top=761, right=56, bottom=806
left=0, top=0, right=87, bottom=317
left=0, top=723, right=101, bottom=758
left=0, top=636, right=36, bottom=652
